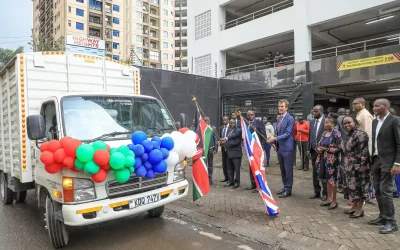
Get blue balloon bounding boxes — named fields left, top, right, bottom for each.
left=144, top=161, right=153, bottom=170
left=134, top=157, right=142, bottom=168
left=131, top=131, right=147, bottom=145
left=133, top=145, right=145, bottom=157
left=160, top=137, right=174, bottom=151
left=145, top=169, right=155, bottom=179
left=153, top=160, right=168, bottom=174
left=152, top=141, right=160, bottom=150
left=135, top=166, right=147, bottom=177
left=141, top=153, right=148, bottom=162
left=128, top=144, right=135, bottom=150
left=151, top=136, right=162, bottom=144
left=142, top=140, right=154, bottom=153
left=160, top=148, right=170, bottom=159
left=148, top=149, right=163, bottom=165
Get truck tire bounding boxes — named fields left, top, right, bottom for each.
left=45, top=195, right=69, bottom=248
left=15, top=191, right=27, bottom=203
left=148, top=205, right=164, bottom=218
left=0, top=173, right=15, bottom=205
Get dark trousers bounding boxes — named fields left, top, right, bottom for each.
left=293, top=141, right=297, bottom=167
left=311, top=149, right=327, bottom=196
left=227, top=157, right=241, bottom=184
left=207, top=152, right=214, bottom=182
left=298, top=141, right=309, bottom=169
left=221, top=149, right=228, bottom=180
left=278, top=150, right=294, bottom=192
left=372, top=157, right=396, bottom=223
left=264, top=144, right=271, bottom=165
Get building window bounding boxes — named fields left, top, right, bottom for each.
left=162, top=31, right=168, bottom=37
left=150, top=51, right=160, bottom=61
left=89, top=0, right=102, bottom=11
left=150, top=0, right=159, bottom=4
left=113, top=42, right=120, bottom=49
left=162, top=64, right=168, bottom=70
left=68, top=20, right=71, bottom=27
left=113, top=55, right=120, bottom=61
left=113, top=17, right=120, bottom=24
left=195, top=54, right=212, bottom=77
left=113, top=4, right=120, bottom=12
left=136, top=59, right=142, bottom=66
left=136, top=23, right=142, bottom=30
left=163, top=42, right=168, bottom=48
left=113, top=30, right=120, bottom=37
left=76, top=22, right=84, bottom=30
left=136, top=0, right=142, bottom=6
left=76, top=8, right=84, bottom=17
left=76, top=0, right=84, bottom=3
left=163, top=0, right=168, bottom=4
left=136, top=47, right=143, bottom=54
left=195, top=10, right=211, bottom=40
left=162, top=9, right=168, bottom=15
left=136, top=35, right=142, bottom=42
left=163, top=20, right=168, bottom=27
left=163, top=53, right=168, bottom=60
left=136, top=11, right=142, bottom=18
left=68, top=6, right=71, bottom=12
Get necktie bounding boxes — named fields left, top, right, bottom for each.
left=228, top=129, right=233, bottom=136
left=223, top=126, right=227, bottom=137
left=314, top=119, right=319, bottom=145
left=277, top=117, right=282, bottom=132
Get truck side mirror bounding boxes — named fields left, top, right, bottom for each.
left=180, top=113, right=188, bottom=128
left=27, top=115, right=46, bottom=140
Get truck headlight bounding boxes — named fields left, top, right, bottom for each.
left=173, top=162, right=185, bottom=183
left=63, top=177, right=96, bottom=202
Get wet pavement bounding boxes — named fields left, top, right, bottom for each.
left=0, top=191, right=268, bottom=250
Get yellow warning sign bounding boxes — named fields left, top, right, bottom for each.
left=337, top=53, right=400, bottom=71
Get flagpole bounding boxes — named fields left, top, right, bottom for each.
left=192, top=96, right=222, bottom=140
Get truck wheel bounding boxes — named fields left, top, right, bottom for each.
left=15, top=191, right=27, bottom=203
left=0, top=173, right=15, bottom=205
left=148, top=206, right=164, bottom=218
left=45, top=195, right=69, bottom=248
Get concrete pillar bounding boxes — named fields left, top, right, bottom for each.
left=294, top=0, right=312, bottom=63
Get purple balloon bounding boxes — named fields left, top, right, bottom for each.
left=131, top=131, right=147, bottom=145
left=153, top=160, right=168, bottom=174
left=151, top=136, right=162, bottom=144
left=160, top=137, right=174, bottom=151
left=144, top=161, right=153, bottom=170
left=134, top=157, right=142, bottom=168
left=133, top=145, right=145, bottom=157
left=142, top=140, right=154, bottom=153
left=152, top=141, right=160, bottom=149
left=141, top=153, right=148, bottom=162
left=135, top=166, right=147, bottom=177
left=145, top=169, right=155, bottom=179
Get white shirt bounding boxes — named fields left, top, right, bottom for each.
left=374, top=112, right=390, bottom=156
left=265, top=123, right=274, bottom=139
left=314, top=116, right=323, bottom=139
left=222, top=125, right=229, bottom=138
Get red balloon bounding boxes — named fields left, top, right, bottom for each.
left=100, top=163, right=111, bottom=170
left=60, top=136, right=73, bottom=148
left=45, top=162, right=62, bottom=174
left=105, top=169, right=110, bottom=173
left=93, top=150, right=110, bottom=166
left=40, top=142, right=50, bottom=153
left=92, top=169, right=107, bottom=183
left=70, top=167, right=80, bottom=172
left=178, top=127, right=190, bottom=134
left=65, top=139, right=82, bottom=158
left=106, top=144, right=111, bottom=151
left=192, top=148, right=204, bottom=161
left=40, top=151, right=54, bottom=165
left=54, top=148, right=66, bottom=163
left=48, top=140, right=61, bottom=153
left=63, top=157, right=75, bottom=169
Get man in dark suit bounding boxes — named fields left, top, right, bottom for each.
left=204, top=117, right=218, bottom=185
left=219, top=116, right=230, bottom=182
left=246, top=110, right=266, bottom=192
left=221, top=119, right=242, bottom=189
left=369, top=99, right=400, bottom=234
left=267, top=99, right=295, bottom=198
left=231, top=112, right=241, bottom=128
left=308, top=105, right=328, bottom=200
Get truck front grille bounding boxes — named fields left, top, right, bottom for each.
left=106, top=173, right=168, bottom=198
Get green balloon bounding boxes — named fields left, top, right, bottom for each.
left=127, top=150, right=135, bottom=157
left=74, top=159, right=85, bottom=170
left=84, top=161, right=100, bottom=175
left=76, top=144, right=94, bottom=163
left=114, top=168, right=131, bottom=183
left=118, top=145, right=130, bottom=156
left=125, top=156, right=136, bottom=167
left=92, top=141, right=107, bottom=151
left=110, top=148, right=118, bottom=155
left=109, top=152, right=126, bottom=170
left=129, top=166, right=135, bottom=173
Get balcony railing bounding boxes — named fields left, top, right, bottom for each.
left=312, top=34, right=400, bottom=60
left=89, top=17, right=102, bottom=24
left=223, top=55, right=295, bottom=77
left=221, top=0, right=293, bottom=30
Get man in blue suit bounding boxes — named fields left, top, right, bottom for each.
left=267, top=99, right=294, bottom=198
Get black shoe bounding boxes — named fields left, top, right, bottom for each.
left=233, top=184, right=240, bottom=189
left=350, top=210, right=364, bottom=218
left=246, top=185, right=256, bottom=190
left=277, top=188, right=285, bottom=195
left=368, top=217, right=386, bottom=226
left=252, top=189, right=258, bottom=193
left=309, top=194, right=321, bottom=199
left=220, top=179, right=228, bottom=182
left=279, top=191, right=291, bottom=198
left=379, top=222, right=398, bottom=234
left=209, top=180, right=213, bottom=185
left=224, top=183, right=233, bottom=187
left=303, top=168, right=309, bottom=171
left=328, top=202, right=338, bottom=210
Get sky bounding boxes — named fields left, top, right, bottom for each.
left=0, top=0, right=33, bottom=52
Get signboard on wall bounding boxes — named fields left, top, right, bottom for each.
left=66, top=35, right=105, bottom=56
left=337, top=53, right=400, bottom=71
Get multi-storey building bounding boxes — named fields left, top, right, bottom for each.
left=174, top=0, right=188, bottom=73
left=32, top=0, right=175, bottom=69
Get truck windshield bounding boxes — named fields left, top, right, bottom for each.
left=61, top=96, right=175, bottom=141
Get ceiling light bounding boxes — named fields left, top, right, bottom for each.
left=388, top=88, right=400, bottom=92
left=366, top=15, right=394, bottom=24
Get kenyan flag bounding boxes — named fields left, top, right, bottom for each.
left=198, top=108, right=213, bottom=160
left=192, top=149, right=210, bottom=201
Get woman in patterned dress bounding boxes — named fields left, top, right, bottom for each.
left=342, top=116, right=370, bottom=218
left=317, top=117, right=344, bottom=210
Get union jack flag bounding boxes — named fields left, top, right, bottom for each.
left=241, top=116, right=280, bottom=216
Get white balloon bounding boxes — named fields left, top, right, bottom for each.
left=165, top=151, right=179, bottom=166
left=161, top=133, right=171, bottom=138
left=184, top=130, right=197, bottom=142
left=181, top=141, right=197, bottom=157
left=171, top=139, right=182, bottom=155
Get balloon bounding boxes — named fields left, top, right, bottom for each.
left=151, top=141, right=160, bottom=150
left=134, top=157, right=142, bottom=168
left=165, top=151, right=179, bottom=166
left=109, top=152, right=126, bottom=170
left=184, top=130, right=197, bottom=141
left=160, top=148, right=169, bottom=159
left=45, top=163, right=62, bottom=174
left=160, top=137, right=174, bottom=151
left=74, top=159, right=85, bottom=170
left=171, top=131, right=183, bottom=140
left=60, top=136, right=72, bottom=148
left=40, top=142, right=50, bottom=152
left=141, top=153, right=148, bottom=162
left=148, top=149, right=163, bottom=165
left=133, top=145, right=145, bottom=156
left=171, top=139, right=182, bottom=155
left=76, top=144, right=95, bottom=163
left=127, top=150, right=135, bottom=157
left=161, top=133, right=171, bottom=138
left=135, top=166, right=146, bottom=177
left=128, top=144, right=135, bottom=150
left=131, top=131, right=147, bottom=145
left=106, top=144, right=111, bottom=151
left=118, top=145, right=130, bottom=156
left=144, top=161, right=153, bottom=170
left=65, top=139, right=82, bottom=158
left=48, top=140, right=61, bottom=153
left=92, top=141, right=107, bottom=151
left=153, top=160, right=168, bottom=173
left=93, top=150, right=110, bottom=166
left=125, top=156, right=136, bottom=167
left=101, top=163, right=111, bottom=170
left=142, top=140, right=153, bottom=153
left=63, top=157, right=75, bottom=169
left=84, top=161, right=100, bottom=175
left=151, top=136, right=162, bottom=144
left=178, top=127, right=190, bottom=134
left=128, top=166, right=134, bottom=173
left=114, top=168, right=131, bottom=183
left=40, top=151, right=54, bottom=165
left=110, top=148, right=118, bottom=155
left=92, top=169, right=107, bottom=183
left=145, top=169, right=155, bottom=179
left=54, top=148, right=66, bottom=163
left=181, top=141, right=197, bottom=157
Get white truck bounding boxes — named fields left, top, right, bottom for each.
left=0, top=52, right=189, bottom=248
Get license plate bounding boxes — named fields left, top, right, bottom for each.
left=129, top=193, right=160, bottom=209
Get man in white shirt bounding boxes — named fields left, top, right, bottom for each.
left=263, top=117, right=275, bottom=167
left=219, top=116, right=230, bottom=182
left=353, top=97, right=373, bottom=153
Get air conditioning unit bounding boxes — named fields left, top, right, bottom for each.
left=379, top=6, right=400, bottom=15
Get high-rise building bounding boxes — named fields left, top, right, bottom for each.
left=174, top=0, right=188, bottom=73
left=32, top=0, right=175, bottom=69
